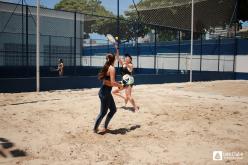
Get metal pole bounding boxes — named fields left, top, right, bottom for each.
left=22, top=0, right=24, bottom=66
left=154, top=27, right=157, bottom=74
left=70, top=37, right=73, bottom=66
left=233, top=35, right=237, bottom=73
left=117, top=0, right=120, bottom=40
left=232, top=2, right=238, bottom=79
left=200, top=33, right=203, bottom=72
left=90, top=39, right=92, bottom=67
left=217, top=35, right=221, bottom=72
left=178, top=30, right=181, bottom=72
left=117, top=0, right=120, bottom=70
left=36, top=0, right=40, bottom=92
left=190, top=0, right=194, bottom=82
left=26, top=5, right=29, bottom=66
left=49, top=35, right=51, bottom=67
left=74, top=12, right=77, bottom=75
left=136, top=36, right=139, bottom=70
left=136, top=23, right=139, bottom=70
left=81, top=36, right=84, bottom=67
left=80, top=16, right=82, bottom=66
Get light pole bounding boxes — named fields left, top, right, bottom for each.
left=36, top=0, right=40, bottom=92
left=190, top=0, right=194, bottom=82
left=117, top=0, right=120, bottom=69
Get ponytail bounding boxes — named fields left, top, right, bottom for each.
left=98, top=54, right=115, bottom=80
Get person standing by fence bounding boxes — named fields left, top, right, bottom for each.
left=57, top=59, right=64, bottom=76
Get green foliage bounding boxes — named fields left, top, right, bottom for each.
left=54, top=0, right=148, bottom=40
left=126, top=0, right=182, bottom=41
left=158, top=29, right=178, bottom=41
left=55, top=0, right=116, bottom=39
left=54, top=0, right=113, bottom=17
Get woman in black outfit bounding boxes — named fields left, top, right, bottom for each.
left=93, top=47, right=123, bottom=133
left=112, top=52, right=139, bottom=112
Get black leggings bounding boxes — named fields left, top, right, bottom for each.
left=94, top=85, right=117, bottom=131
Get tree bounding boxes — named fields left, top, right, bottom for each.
left=54, top=0, right=113, bottom=17
left=54, top=0, right=146, bottom=41
left=125, top=0, right=181, bottom=41
left=55, top=0, right=117, bottom=38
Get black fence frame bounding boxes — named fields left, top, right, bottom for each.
left=0, top=1, right=239, bottom=78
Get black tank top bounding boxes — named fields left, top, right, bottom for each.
left=121, top=67, right=132, bottom=76
left=104, top=66, right=116, bottom=80
left=104, top=75, right=110, bottom=80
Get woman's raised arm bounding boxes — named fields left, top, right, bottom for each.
left=115, top=45, right=123, bottom=66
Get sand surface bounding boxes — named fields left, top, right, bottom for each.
left=0, top=80, right=248, bottom=165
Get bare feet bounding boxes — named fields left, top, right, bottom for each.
left=101, top=128, right=108, bottom=132
left=93, top=128, right=98, bottom=133
left=93, top=128, right=109, bottom=134
left=134, top=106, right=139, bottom=112
left=97, top=128, right=109, bottom=135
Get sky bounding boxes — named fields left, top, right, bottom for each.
left=2, top=0, right=139, bottom=14
left=241, top=21, right=248, bottom=28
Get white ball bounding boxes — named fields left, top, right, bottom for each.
left=122, top=74, right=134, bottom=85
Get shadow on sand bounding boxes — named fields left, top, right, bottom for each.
left=120, top=106, right=135, bottom=112
left=98, top=125, right=141, bottom=135
left=0, top=137, right=27, bottom=158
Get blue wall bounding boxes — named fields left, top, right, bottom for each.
left=84, top=38, right=248, bottom=56
left=0, top=37, right=247, bottom=92
left=236, top=72, right=248, bottom=80
left=0, top=71, right=235, bottom=93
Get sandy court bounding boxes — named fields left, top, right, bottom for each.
left=0, top=80, right=248, bottom=164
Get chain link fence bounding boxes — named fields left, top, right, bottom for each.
left=0, top=0, right=246, bottom=78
